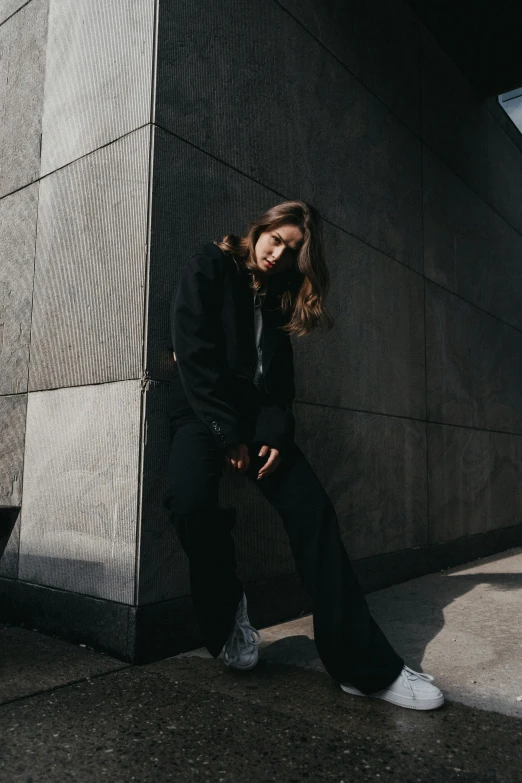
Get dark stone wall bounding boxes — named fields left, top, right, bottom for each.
left=143, top=0, right=522, bottom=619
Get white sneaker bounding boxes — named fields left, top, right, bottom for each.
left=223, top=593, right=261, bottom=671
left=341, top=665, right=444, bottom=711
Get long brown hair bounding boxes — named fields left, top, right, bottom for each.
left=215, top=200, right=334, bottom=337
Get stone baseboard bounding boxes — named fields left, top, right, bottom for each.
left=1, top=522, right=520, bottom=663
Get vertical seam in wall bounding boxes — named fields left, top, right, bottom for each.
left=134, top=0, right=159, bottom=607
left=423, top=229, right=431, bottom=552
left=150, top=0, right=159, bottom=128
left=23, top=0, right=51, bottom=397
left=419, top=15, right=430, bottom=549
left=141, top=0, right=159, bottom=376
left=24, top=178, right=40, bottom=389
left=133, top=124, right=155, bottom=607
left=19, top=178, right=42, bottom=577
left=16, top=0, right=52, bottom=578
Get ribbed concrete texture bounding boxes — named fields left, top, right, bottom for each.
left=0, top=183, right=39, bottom=396
left=277, top=0, right=420, bottom=133
left=0, top=394, right=26, bottom=510
left=0, top=1, right=29, bottom=25
left=29, top=127, right=150, bottom=391
left=423, top=147, right=522, bottom=331
left=427, top=424, right=522, bottom=544
left=40, top=0, right=155, bottom=175
left=0, top=0, right=48, bottom=197
left=420, top=27, right=522, bottom=236
left=292, top=222, right=426, bottom=417
left=18, top=381, right=142, bottom=603
left=156, top=0, right=423, bottom=271
left=293, top=401, right=428, bottom=560
left=426, top=282, right=522, bottom=432
left=181, top=547, right=522, bottom=720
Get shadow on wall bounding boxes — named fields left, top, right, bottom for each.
left=0, top=545, right=132, bottom=613
left=0, top=508, right=19, bottom=559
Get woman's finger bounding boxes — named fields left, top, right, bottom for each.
left=237, top=446, right=250, bottom=473
left=258, top=452, right=280, bottom=479
left=239, top=456, right=250, bottom=473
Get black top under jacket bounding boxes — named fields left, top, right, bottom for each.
left=169, top=242, right=296, bottom=454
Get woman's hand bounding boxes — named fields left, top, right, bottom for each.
left=256, top=445, right=281, bottom=480
left=224, top=443, right=250, bottom=473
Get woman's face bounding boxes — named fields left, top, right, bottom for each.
left=254, top=223, right=304, bottom=276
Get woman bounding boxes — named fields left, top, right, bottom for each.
left=162, top=200, right=444, bottom=711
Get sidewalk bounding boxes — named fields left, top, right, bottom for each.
left=1, top=548, right=521, bottom=781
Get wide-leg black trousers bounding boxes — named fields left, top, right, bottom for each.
left=162, top=367, right=404, bottom=695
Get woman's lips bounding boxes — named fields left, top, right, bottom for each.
left=265, top=259, right=275, bottom=269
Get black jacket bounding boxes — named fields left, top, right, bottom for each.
left=169, top=242, right=296, bottom=454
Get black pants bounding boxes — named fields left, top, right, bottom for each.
left=162, top=367, right=404, bottom=694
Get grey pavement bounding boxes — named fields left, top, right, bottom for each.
left=1, top=548, right=521, bottom=782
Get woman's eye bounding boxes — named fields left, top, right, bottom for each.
left=272, top=235, right=280, bottom=243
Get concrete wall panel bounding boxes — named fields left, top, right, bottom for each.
left=40, top=0, right=155, bottom=175
left=428, top=423, right=522, bottom=544
left=0, top=1, right=29, bottom=25
left=0, top=183, right=39, bottom=395
left=0, top=0, right=48, bottom=197
left=293, top=223, right=426, bottom=418
left=277, top=0, right=420, bottom=132
left=294, top=402, right=428, bottom=560
left=424, top=148, right=522, bottom=332
left=156, top=0, right=423, bottom=271
left=420, top=27, right=522, bottom=237
left=18, top=381, right=141, bottom=603
left=28, top=127, right=150, bottom=391
left=426, top=282, right=522, bottom=434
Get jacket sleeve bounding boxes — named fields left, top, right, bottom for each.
left=171, top=252, right=241, bottom=451
left=253, top=331, right=296, bottom=455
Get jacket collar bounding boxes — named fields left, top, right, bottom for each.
left=200, top=242, right=287, bottom=378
